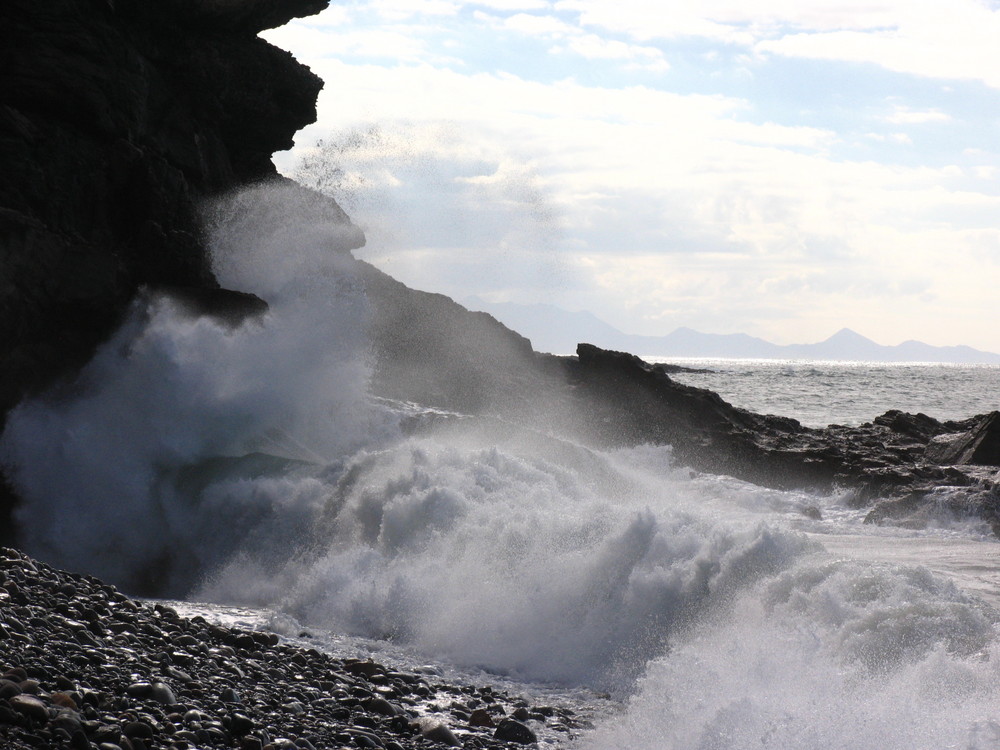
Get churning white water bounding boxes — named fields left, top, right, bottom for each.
left=4, top=184, right=1000, bottom=748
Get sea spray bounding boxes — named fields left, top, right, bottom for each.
left=198, top=430, right=818, bottom=692
left=0, top=184, right=386, bottom=594
left=583, top=557, right=1000, bottom=750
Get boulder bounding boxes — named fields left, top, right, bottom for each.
left=925, top=412, right=1000, bottom=466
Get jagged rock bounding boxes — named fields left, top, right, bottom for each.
left=925, top=412, right=1000, bottom=466
left=873, top=410, right=944, bottom=441
left=360, top=260, right=543, bottom=416
left=494, top=718, right=536, bottom=745
left=145, top=286, right=269, bottom=327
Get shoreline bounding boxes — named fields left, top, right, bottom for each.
left=0, top=548, right=593, bottom=749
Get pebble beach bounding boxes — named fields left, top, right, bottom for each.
left=0, top=548, right=589, bottom=750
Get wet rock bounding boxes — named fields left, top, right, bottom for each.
left=123, top=720, right=155, bottom=741
left=344, top=660, right=381, bottom=678
left=126, top=683, right=153, bottom=699
left=0, top=549, right=593, bottom=750
left=0, top=679, right=21, bottom=699
left=414, top=718, right=462, bottom=747
left=230, top=711, right=254, bottom=736
left=925, top=412, right=1000, bottom=466
left=468, top=709, right=495, bottom=728
left=149, top=682, right=177, bottom=705
left=8, top=694, right=48, bottom=723
left=494, top=718, right=537, bottom=745
left=365, top=697, right=402, bottom=717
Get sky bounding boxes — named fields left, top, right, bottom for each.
left=261, top=0, right=1000, bottom=352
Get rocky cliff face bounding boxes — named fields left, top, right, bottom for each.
left=0, top=0, right=347, bottom=419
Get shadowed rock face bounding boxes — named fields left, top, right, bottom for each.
left=0, top=0, right=336, bottom=418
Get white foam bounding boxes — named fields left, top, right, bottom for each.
left=584, top=556, right=1000, bottom=749
left=0, top=185, right=387, bottom=593
left=199, top=434, right=817, bottom=692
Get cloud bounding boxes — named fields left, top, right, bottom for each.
left=263, top=26, right=433, bottom=62
left=556, top=1, right=1000, bottom=90
left=497, top=12, right=576, bottom=36
left=262, top=1, right=1000, bottom=351
left=472, top=0, right=552, bottom=9
left=370, top=0, right=462, bottom=20
left=881, top=106, right=952, bottom=125
left=558, top=34, right=669, bottom=70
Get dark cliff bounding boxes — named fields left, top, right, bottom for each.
left=0, top=0, right=347, bottom=420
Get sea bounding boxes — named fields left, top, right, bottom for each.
left=3, top=184, right=1000, bottom=749
left=646, top=357, right=1000, bottom=428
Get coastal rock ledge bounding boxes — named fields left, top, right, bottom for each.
left=0, top=547, right=589, bottom=749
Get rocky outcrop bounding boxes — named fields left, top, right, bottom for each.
left=545, top=346, right=1000, bottom=532
left=0, top=0, right=342, bottom=419
left=359, top=260, right=554, bottom=416
left=356, top=310, right=1000, bottom=533
left=924, top=411, right=1000, bottom=466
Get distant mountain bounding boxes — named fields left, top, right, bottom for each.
left=462, top=298, right=1000, bottom=364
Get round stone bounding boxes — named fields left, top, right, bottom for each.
left=9, top=694, right=48, bottom=723
left=495, top=718, right=537, bottom=745
left=0, top=679, right=21, bottom=699
left=149, top=682, right=177, bottom=705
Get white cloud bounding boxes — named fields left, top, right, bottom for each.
left=263, top=2, right=1000, bottom=351
left=472, top=0, right=551, bottom=9
left=560, top=34, right=669, bottom=70
left=296, top=5, right=352, bottom=27
left=499, top=12, right=576, bottom=36
left=555, top=0, right=1000, bottom=90
left=554, top=0, right=756, bottom=44
left=882, top=107, right=949, bottom=124
left=370, top=0, right=461, bottom=20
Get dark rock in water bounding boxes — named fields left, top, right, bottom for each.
left=494, top=718, right=537, bottom=744
left=468, top=708, right=496, bottom=728
left=800, top=504, right=823, bottom=521
left=653, top=362, right=716, bottom=375
left=873, top=410, right=943, bottom=441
